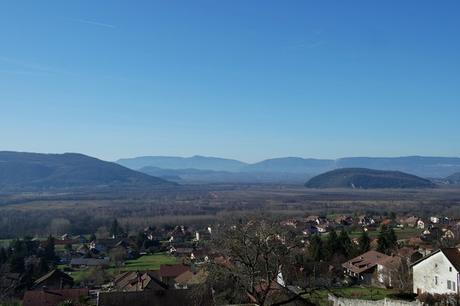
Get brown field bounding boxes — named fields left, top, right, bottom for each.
left=1, top=184, right=460, bottom=238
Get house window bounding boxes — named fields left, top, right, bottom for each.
left=448, top=280, right=451, bottom=290
left=453, top=282, right=456, bottom=292
left=435, top=276, right=438, bottom=285
left=449, top=267, right=452, bottom=272
left=435, top=264, right=438, bottom=268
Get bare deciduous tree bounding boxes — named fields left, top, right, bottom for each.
left=208, top=219, right=316, bottom=306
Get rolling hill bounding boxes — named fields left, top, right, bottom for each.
left=0, top=151, right=174, bottom=192
left=445, top=172, right=460, bottom=184
left=118, top=155, right=460, bottom=181
left=305, top=168, right=435, bottom=189
left=117, top=155, right=247, bottom=172
left=242, top=157, right=334, bottom=174
left=335, top=156, right=460, bottom=178
left=139, top=166, right=311, bottom=184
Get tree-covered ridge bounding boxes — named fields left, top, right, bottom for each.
left=0, top=151, right=174, bottom=192
left=305, top=168, right=435, bottom=189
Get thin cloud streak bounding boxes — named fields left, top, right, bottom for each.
left=71, top=18, right=116, bottom=29
left=0, top=56, right=54, bottom=72
left=0, top=56, right=57, bottom=76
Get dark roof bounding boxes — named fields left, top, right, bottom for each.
left=113, top=271, right=168, bottom=291
left=342, top=251, right=392, bottom=274
left=411, top=248, right=460, bottom=271
left=98, top=289, right=214, bottom=306
left=411, top=248, right=460, bottom=270
left=159, top=264, right=191, bottom=278
left=23, top=288, right=89, bottom=306
left=33, top=270, right=73, bottom=287
left=442, top=248, right=460, bottom=271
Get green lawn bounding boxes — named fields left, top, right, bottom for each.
left=348, top=227, right=423, bottom=240
left=309, top=287, right=396, bottom=306
left=0, top=239, right=11, bottom=248
left=121, top=253, right=178, bottom=271
left=59, top=253, right=178, bottom=284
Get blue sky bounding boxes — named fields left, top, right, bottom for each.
left=0, top=0, right=459, bottom=162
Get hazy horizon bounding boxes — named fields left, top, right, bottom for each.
left=3, top=149, right=460, bottom=165
left=1, top=1, right=459, bottom=161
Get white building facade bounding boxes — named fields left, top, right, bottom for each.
left=412, top=248, right=460, bottom=295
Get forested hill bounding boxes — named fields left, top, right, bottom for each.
left=305, top=168, right=435, bottom=189
left=0, top=151, right=174, bottom=192
left=446, top=172, right=460, bottom=184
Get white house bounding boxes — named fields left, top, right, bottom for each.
left=430, top=216, right=440, bottom=224
left=416, top=219, right=425, bottom=229
left=412, top=248, right=460, bottom=295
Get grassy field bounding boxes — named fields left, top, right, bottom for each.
left=309, top=286, right=396, bottom=306
left=59, top=253, right=178, bottom=283
left=348, top=226, right=423, bottom=240
left=0, top=239, right=11, bottom=248
left=121, top=253, right=178, bottom=271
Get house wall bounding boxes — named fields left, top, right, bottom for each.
left=412, top=252, right=459, bottom=295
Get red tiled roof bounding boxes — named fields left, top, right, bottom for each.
left=23, top=288, right=89, bottom=306
left=159, top=264, right=190, bottom=278
left=342, top=250, right=391, bottom=274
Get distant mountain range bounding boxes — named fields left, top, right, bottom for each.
left=117, top=156, right=246, bottom=172
left=0, top=151, right=174, bottom=192
left=1, top=151, right=459, bottom=191
left=117, top=155, right=460, bottom=183
left=445, top=172, right=460, bottom=184
left=139, top=166, right=309, bottom=184
left=305, top=168, right=435, bottom=189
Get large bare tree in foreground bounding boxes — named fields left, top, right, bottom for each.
left=207, top=219, right=325, bottom=306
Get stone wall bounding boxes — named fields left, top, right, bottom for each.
left=328, top=294, right=422, bottom=306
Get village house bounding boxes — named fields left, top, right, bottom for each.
left=111, top=271, right=168, bottom=292
left=336, top=215, right=354, bottom=226
left=397, top=247, right=424, bottom=265
left=412, top=248, right=460, bottom=295
left=400, top=216, right=418, bottom=228
left=174, top=270, right=208, bottom=289
left=417, top=219, right=425, bottom=229
left=280, top=218, right=298, bottom=228
left=23, top=288, right=89, bottom=306
left=0, top=273, right=21, bottom=297
left=97, top=288, right=214, bottom=306
left=430, top=216, right=440, bottom=224
left=359, top=216, right=376, bottom=227
left=70, top=257, right=110, bottom=268
left=441, top=228, right=455, bottom=241
left=342, top=251, right=396, bottom=286
left=32, top=270, right=74, bottom=290
left=159, top=264, right=191, bottom=285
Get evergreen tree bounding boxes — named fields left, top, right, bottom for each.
left=136, top=231, right=146, bottom=249
left=309, top=234, right=323, bottom=261
left=43, top=235, right=56, bottom=262
left=110, top=219, right=123, bottom=238
left=377, top=225, right=398, bottom=254
left=390, top=211, right=397, bottom=221
left=9, top=254, right=25, bottom=273
left=387, top=227, right=398, bottom=249
left=377, top=226, right=389, bottom=253
left=0, top=247, right=7, bottom=264
left=358, top=229, right=371, bottom=253
left=338, top=229, right=353, bottom=258
left=325, top=229, right=339, bottom=260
